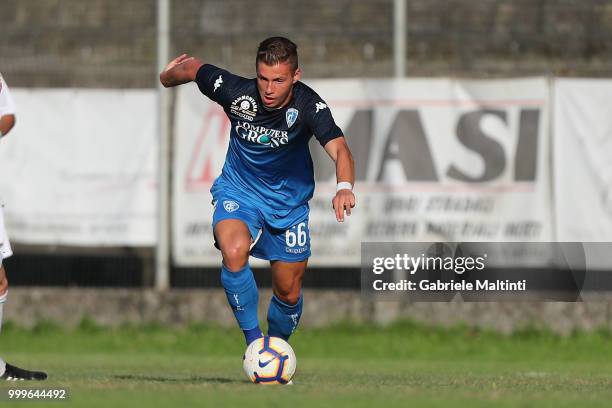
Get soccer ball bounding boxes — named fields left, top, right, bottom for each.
left=243, top=336, right=296, bottom=384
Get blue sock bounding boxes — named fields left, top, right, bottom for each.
left=267, top=294, right=303, bottom=341
left=243, top=327, right=263, bottom=345
left=220, top=263, right=262, bottom=345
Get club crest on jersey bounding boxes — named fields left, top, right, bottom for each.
left=230, top=95, right=258, bottom=121
left=286, top=108, right=299, bottom=128
left=223, top=200, right=240, bottom=213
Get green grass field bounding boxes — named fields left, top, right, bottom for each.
left=1, top=319, right=612, bottom=407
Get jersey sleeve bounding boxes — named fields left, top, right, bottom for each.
left=305, top=93, right=343, bottom=147
left=195, top=64, right=244, bottom=108
left=0, top=74, right=16, bottom=116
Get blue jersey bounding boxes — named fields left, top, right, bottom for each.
left=195, top=64, right=342, bottom=226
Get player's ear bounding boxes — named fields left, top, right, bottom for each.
left=293, top=67, right=301, bottom=83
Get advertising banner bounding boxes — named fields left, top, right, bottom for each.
left=554, top=79, right=612, bottom=242
left=0, top=89, right=157, bottom=246
left=173, top=78, right=552, bottom=266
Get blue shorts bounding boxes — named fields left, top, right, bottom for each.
left=211, top=194, right=311, bottom=263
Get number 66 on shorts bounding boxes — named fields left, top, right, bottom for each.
left=252, top=220, right=311, bottom=262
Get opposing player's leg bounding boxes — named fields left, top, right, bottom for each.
left=0, top=262, right=47, bottom=381
left=267, top=260, right=306, bottom=341
left=213, top=199, right=264, bottom=345
left=1, top=207, right=47, bottom=380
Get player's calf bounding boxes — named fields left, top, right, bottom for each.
left=220, top=264, right=263, bottom=345
left=273, top=289, right=301, bottom=306
left=267, top=293, right=303, bottom=341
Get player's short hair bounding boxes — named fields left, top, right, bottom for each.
left=256, top=37, right=298, bottom=71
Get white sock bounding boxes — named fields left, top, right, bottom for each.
left=0, top=291, right=6, bottom=376
left=0, top=290, right=6, bottom=334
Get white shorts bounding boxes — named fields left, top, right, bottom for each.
left=0, top=207, right=13, bottom=260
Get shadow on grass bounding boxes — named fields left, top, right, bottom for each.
left=113, top=374, right=244, bottom=384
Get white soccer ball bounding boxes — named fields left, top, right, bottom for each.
left=243, top=336, right=297, bottom=384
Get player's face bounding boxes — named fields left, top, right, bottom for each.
left=256, top=61, right=301, bottom=109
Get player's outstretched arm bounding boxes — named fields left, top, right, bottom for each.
left=159, top=54, right=204, bottom=88
left=324, top=137, right=356, bottom=222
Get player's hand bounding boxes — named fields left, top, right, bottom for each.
left=332, top=189, right=356, bottom=223
left=160, top=54, right=202, bottom=88
left=162, top=54, right=195, bottom=73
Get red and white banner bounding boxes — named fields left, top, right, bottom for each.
left=173, top=78, right=552, bottom=266
left=0, top=89, right=157, bottom=246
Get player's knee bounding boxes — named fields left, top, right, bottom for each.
left=220, top=240, right=250, bottom=271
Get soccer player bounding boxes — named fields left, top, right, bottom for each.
left=160, top=37, right=355, bottom=345
left=0, top=72, right=48, bottom=380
